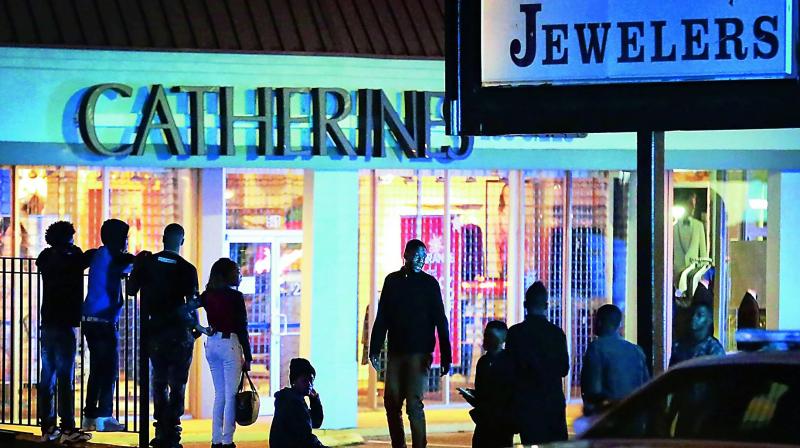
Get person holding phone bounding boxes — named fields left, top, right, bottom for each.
left=369, top=239, right=452, bottom=448
left=200, top=258, right=252, bottom=448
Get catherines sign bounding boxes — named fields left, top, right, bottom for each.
left=78, top=84, right=472, bottom=160
left=482, top=0, right=794, bottom=86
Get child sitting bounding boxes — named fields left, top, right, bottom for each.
left=269, top=358, right=328, bottom=448
left=460, top=320, right=515, bottom=448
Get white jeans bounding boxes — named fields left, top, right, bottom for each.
left=205, top=334, right=243, bottom=445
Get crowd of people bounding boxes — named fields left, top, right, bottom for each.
left=36, top=219, right=323, bottom=448
left=370, top=239, right=727, bottom=448
left=35, top=223, right=725, bottom=448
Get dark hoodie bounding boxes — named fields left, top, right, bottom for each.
left=268, top=388, right=325, bottom=448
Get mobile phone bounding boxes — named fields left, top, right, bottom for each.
left=456, top=387, right=475, bottom=400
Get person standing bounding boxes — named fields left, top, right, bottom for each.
left=506, top=281, right=569, bottom=445
left=369, top=239, right=452, bottom=448
left=669, top=301, right=725, bottom=367
left=127, top=223, right=202, bottom=448
left=81, top=219, right=136, bottom=432
left=580, top=304, right=650, bottom=416
left=460, top=320, right=514, bottom=448
left=36, top=221, right=92, bottom=443
left=201, top=258, right=252, bottom=448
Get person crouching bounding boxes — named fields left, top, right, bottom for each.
left=269, top=358, right=328, bottom=448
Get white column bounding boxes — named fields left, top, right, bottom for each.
left=193, top=168, right=226, bottom=418
left=766, top=172, right=800, bottom=329
left=300, top=170, right=359, bottom=429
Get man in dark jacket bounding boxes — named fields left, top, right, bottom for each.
left=127, top=223, right=201, bottom=448
left=581, top=304, right=650, bottom=416
left=369, top=239, right=451, bottom=448
left=269, top=358, right=327, bottom=448
left=36, top=221, right=92, bottom=443
left=506, top=281, right=569, bottom=445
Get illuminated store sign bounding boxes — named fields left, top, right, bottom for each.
left=78, top=84, right=472, bottom=160
left=482, top=0, right=793, bottom=86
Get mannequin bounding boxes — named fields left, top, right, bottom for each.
left=673, top=191, right=707, bottom=281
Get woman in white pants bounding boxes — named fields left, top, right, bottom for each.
left=201, top=258, right=253, bottom=448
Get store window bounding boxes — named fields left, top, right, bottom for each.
left=224, top=169, right=304, bottom=413
left=670, top=170, right=768, bottom=356
left=14, top=167, right=187, bottom=258
left=225, top=170, right=303, bottom=231
left=358, top=170, right=512, bottom=407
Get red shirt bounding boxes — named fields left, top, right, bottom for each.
left=201, top=287, right=252, bottom=362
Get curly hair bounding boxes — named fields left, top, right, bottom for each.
left=44, top=221, right=75, bottom=247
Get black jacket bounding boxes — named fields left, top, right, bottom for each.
left=269, top=388, right=326, bottom=448
left=473, top=350, right=515, bottom=431
left=127, top=251, right=199, bottom=338
left=36, top=245, right=88, bottom=328
left=506, top=314, right=570, bottom=443
left=369, top=268, right=451, bottom=366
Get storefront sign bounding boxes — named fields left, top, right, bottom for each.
left=482, top=0, right=793, bottom=86
left=78, top=84, right=473, bottom=161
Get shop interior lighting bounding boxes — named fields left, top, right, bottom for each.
left=224, top=189, right=235, bottom=200
left=748, top=198, right=768, bottom=211
left=672, top=206, right=687, bottom=220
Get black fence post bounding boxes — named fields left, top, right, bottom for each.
left=139, top=295, right=149, bottom=448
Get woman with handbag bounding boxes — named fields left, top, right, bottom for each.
left=201, top=258, right=253, bottom=448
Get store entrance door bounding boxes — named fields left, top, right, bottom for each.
left=226, top=230, right=303, bottom=414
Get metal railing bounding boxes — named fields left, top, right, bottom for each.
left=0, top=257, right=145, bottom=437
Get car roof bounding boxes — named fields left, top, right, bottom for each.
left=669, top=350, right=800, bottom=370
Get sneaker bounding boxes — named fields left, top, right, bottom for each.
left=59, top=428, right=93, bottom=443
left=40, top=426, right=61, bottom=442
left=96, top=416, right=126, bottom=432
left=81, top=417, right=97, bottom=431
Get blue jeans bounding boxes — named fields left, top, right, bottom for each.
left=38, top=326, right=77, bottom=430
left=82, top=321, right=119, bottom=419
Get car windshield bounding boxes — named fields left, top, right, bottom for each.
left=583, top=365, right=800, bottom=445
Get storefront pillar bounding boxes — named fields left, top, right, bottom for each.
left=766, top=172, right=800, bottom=329
left=300, top=170, right=359, bottom=429
left=193, top=168, right=226, bottom=419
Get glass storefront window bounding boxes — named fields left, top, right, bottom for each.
left=670, top=170, right=769, bottom=355
left=225, top=170, right=303, bottom=230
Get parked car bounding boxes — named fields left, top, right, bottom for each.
left=550, top=330, right=800, bottom=447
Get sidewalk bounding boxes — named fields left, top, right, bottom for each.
left=0, top=404, right=582, bottom=447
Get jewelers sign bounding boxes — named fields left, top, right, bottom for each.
left=482, top=0, right=794, bottom=86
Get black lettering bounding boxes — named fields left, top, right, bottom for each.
left=651, top=20, right=677, bottom=62
left=357, top=89, right=374, bottom=157
left=715, top=18, right=747, bottom=60
left=681, top=19, right=709, bottom=60
left=441, top=135, right=474, bottom=161
left=371, top=90, right=418, bottom=159
left=510, top=3, right=542, bottom=67
left=219, top=87, right=273, bottom=157
left=174, top=86, right=218, bottom=156
left=543, top=24, right=569, bottom=65
left=415, top=91, right=446, bottom=159
left=132, top=84, right=186, bottom=156
left=79, top=84, right=134, bottom=156
left=575, top=22, right=611, bottom=63
left=276, top=88, right=311, bottom=156
left=312, top=88, right=356, bottom=156
left=754, top=16, right=779, bottom=59
left=617, top=22, right=645, bottom=63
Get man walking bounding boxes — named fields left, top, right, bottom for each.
left=581, top=304, right=650, bottom=415
left=36, top=221, right=92, bottom=443
left=127, top=224, right=201, bottom=448
left=506, top=281, right=569, bottom=445
left=369, top=239, right=451, bottom=448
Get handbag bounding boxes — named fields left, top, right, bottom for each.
left=235, top=370, right=260, bottom=426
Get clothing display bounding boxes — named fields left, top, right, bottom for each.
left=674, top=217, right=707, bottom=279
